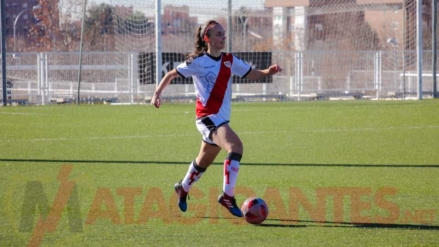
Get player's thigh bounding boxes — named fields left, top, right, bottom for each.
left=211, top=124, right=243, bottom=154
left=195, top=141, right=221, bottom=168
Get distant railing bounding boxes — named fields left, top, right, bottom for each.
left=1, top=51, right=437, bottom=105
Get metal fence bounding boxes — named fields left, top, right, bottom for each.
left=1, top=50, right=437, bottom=105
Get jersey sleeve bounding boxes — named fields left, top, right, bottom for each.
left=176, top=56, right=199, bottom=79
left=231, top=54, right=252, bottom=78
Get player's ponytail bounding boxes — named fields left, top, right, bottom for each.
left=187, top=20, right=217, bottom=59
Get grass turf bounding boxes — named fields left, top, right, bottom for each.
left=0, top=100, right=438, bottom=246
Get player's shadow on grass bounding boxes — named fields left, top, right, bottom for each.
left=0, top=158, right=438, bottom=168
left=198, top=216, right=307, bottom=228
left=259, top=219, right=439, bottom=230
left=193, top=217, right=438, bottom=230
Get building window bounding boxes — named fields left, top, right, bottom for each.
left=392, top=21, right=399, bottom=30
left=315, top=24, right=323, bottom=32
left=289, top=24, right=295, bottom=32
left=315, top=24, right=324, bottom=40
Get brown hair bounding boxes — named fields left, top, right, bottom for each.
left=186, top=20, right=218, bottom=59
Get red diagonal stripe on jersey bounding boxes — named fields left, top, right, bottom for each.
left=196, top=54, right=232, bottom=117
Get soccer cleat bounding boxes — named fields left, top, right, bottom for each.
left=218, top=193, right=243, bottom=217
left=174, top=181, right=188, bottom=212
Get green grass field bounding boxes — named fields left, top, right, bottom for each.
left=1, top=100, right=438, bottom=246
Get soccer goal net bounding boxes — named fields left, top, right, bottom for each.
left=108, top=0, right=435, bottom=103
left=3, top=0, right=436, bottom=104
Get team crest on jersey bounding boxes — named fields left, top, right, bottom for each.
left=224, top=61, right=231, bottom=68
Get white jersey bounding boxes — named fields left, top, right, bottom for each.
left=176, top=52, right=252, bottom=120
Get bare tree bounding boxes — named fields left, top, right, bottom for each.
left=26, top=0, right=60, bottom=51
left=83, top=3, right=115, bottom=51
left=57, top=0, right=83, bottom=51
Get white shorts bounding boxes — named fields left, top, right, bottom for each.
left=196, top=115, right=229, bottom=145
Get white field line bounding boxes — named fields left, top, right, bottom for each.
left=241, top=125, right=439, bottom=134
left=0, top=112, right=64, bottom=116
left=5, top=133, right=198, bottom=142
left=3, top=125, right=438, bottom=143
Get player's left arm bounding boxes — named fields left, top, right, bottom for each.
left=245, top=64, right=282, bottom=81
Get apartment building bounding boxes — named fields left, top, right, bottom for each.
left=4, top=0, right=40, bottom=37
left=264, top=0, right=433, bottom=50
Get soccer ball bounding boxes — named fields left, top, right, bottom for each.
left=241, top=197, right=269, bottom=224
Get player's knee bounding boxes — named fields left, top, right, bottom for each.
left=229, top=141, right=243, bottom=155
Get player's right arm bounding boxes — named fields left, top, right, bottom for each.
left=150, top=69, right=179, bottom=108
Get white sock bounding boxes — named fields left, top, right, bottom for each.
left=223, top=152, right=242, bottom=197
left=181, top=161, right=206, bottom=192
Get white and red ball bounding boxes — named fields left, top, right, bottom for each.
left=241, top=197, right=269, bottom=224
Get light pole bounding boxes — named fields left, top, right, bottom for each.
left=13, top=5, right=40, bottom=57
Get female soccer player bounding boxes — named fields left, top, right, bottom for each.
left=150, top=20, right=282, bottom=217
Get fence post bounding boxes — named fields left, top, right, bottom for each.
left=374, top=51, right=382, bottom=99
left=47, top=54, right=51, bottom=103
left=37, top=53, right=41, bottom=104
left=347, top=70, right=351, bottom=91
left=295, top=51, right=303, bottom=93
left=43, top=53, right=48, bottom=105
left=131, top=53, right=135, bottom=104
